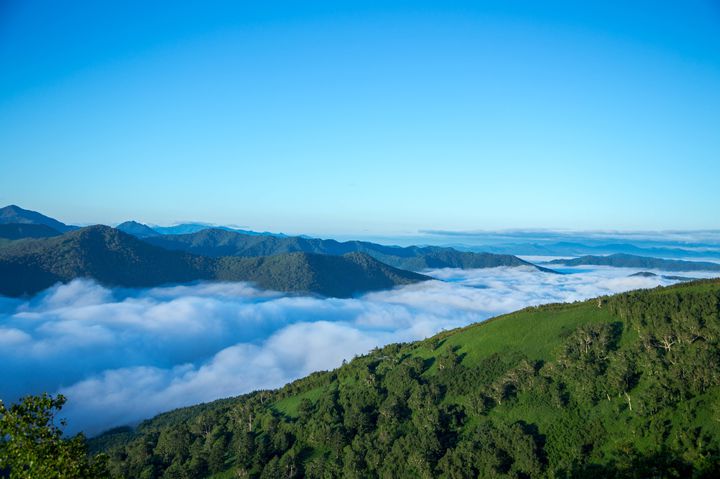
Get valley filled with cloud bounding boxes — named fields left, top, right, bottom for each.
left=1, top=266, right=717, bottom=435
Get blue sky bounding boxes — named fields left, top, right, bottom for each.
left=1, top=0, right=719, bottom=235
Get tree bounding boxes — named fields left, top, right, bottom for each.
left=0, top=393, right=108, bottom=479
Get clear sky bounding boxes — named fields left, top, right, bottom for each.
left=1, top=1, right=719, bottom=235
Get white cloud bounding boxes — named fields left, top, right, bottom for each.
left=1, top=266, right=717, bottom=435
left=0, top=328, right=31, bottom=346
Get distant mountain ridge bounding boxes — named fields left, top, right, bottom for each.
left=548, top=253, right=720, bottom=272
left=0, top=226, right=427, bottom=297
left=0, top=206, right=554, bottom=277
left=629, top=271, right=699, bottom=282
left=151, top=223, right=287, bottom=237
left=477, top=241, right=720, bottom=260
left=143, top=228, right=552, bottom=272
left=0, top=204, right=76, bottom=232
left=116, top=221, right=160, bottom=238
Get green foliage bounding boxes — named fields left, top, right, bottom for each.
left=0, top=393, right=108, bottom=478
left=93, top=280, right=720, bottom=478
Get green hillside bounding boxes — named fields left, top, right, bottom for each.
left=0, top=226, right=427, bottom=298
left=92, top=279, right=720, bottom=478
left=144, top=228, right=550, bottom=272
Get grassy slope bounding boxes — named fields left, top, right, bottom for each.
left=268, top=303, right=614, bottom=417
left=94, top=280, right=720, bottom=478
left=436, top=302, right=613, bottom=363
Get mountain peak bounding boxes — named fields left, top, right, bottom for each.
left=74, top=224, right=118, bottom=235
left=116, top=220, right=159, bottom=238
left=0, top=204, right=76, bottom=232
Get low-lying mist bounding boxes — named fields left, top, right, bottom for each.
left=0, top=265, right=714, bottom=435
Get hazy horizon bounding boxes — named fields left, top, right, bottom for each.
left=5, top=203, right=720, bottom=243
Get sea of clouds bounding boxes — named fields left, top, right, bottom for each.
left=1, top=265, right=718, bottom=435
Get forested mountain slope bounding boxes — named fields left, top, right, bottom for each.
left=0, top=223, right=62, bottom=240
left=92, top=279, right=720, bottom=478
left=0, top=226, right=427, bottom=297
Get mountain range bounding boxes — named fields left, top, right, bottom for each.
left=142, top=227, right=552, bottom=272
left=0, top=225, right=427, bottom=297
left=548, top=253, right=720, bottom=272
left=473, top=240, right=720, bottom=260
left=0, top=206, right=556, bottom=295
left=150, top=223, right=287, bottom=237
left=90, top=278, right=720, bottom=478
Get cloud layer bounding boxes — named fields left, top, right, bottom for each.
left=1, top=266, right=716, bottom=435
